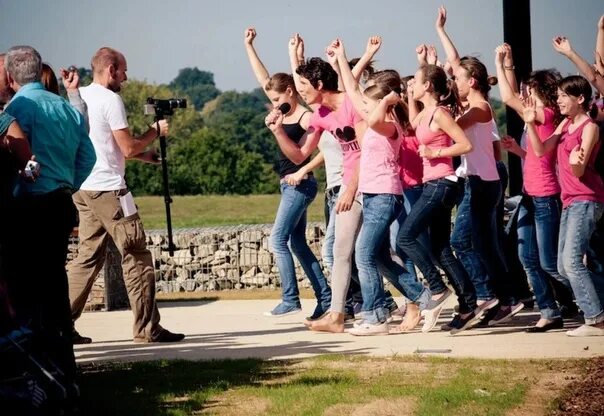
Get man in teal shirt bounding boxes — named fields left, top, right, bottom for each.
left=2, top=45, right=95, bottom=385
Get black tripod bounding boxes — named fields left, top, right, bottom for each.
left=152, top=115, right=176, bottom=257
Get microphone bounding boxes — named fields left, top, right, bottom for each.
left=268, top=103, right=292, bottom=126
left=278, top=102, right=291, bottom=115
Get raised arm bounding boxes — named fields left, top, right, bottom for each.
left=332, top=38, right=369, bottom=120
left=501, top=43, right=519, bottom=95
left=244, top=27, right=271, bottom=95
left=435, top=6, right=461, bottom=72
left=416, top=44, right=428, bottom=67
left=495, top=45, right=548, bottom=124
left=495, top=45, right=524, bottom=115
left=60, top=67, right=89, bottom=132
left=597, top=15, right=604, bottom=68
left=288, top=33, right=306, bottom=94
left=350, top=36, right=382, bottom=82
left=553, top=36, right=604, bottom=95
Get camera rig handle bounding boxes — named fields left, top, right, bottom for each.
left=154, top=114, right=176, bottom=257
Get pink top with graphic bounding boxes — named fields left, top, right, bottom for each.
left=523, top=107, right=561, bottom=196
left=398, top=133, right=423, bottom=188
left=557, top=118, right=604, bottom=208
left=310, top=95, right=362, bottom=186
left=415, top=107, right=454, bottom=182
left=358, top=125, right=403, bottom=195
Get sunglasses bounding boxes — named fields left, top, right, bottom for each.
left=335, top=126, right=356, bottom=142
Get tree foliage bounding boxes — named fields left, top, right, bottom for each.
left=169, top=67, right=221, bottom=111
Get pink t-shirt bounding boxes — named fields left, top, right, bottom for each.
left=310, top=95, right=362, bottom=186
left=523, top=107, right=561, bottom=196
left=415, top=107, right=454, bottom=182
left=399, top=133, right=423, bottom=188
left=358, top=125, right=403, bottom=195
left=557, top=118, right=604, bottom=208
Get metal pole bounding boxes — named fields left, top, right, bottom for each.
left=503, top=0, right=532, bottom=196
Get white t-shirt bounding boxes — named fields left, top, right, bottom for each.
left=317, top=131, right=343, bottom=190
left=79, top=83, right=129, bottom=191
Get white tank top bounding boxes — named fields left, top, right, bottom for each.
left=456, top=111, right=500, bottom=181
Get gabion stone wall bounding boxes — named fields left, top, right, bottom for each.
left=66, top=223, right=327, bottom=309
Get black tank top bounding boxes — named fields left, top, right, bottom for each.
left=277, top=111, right=312, bottom=178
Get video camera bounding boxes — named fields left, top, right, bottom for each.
left=144, top=97, right=187, bottom=118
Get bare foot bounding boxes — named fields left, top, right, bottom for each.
left=535, top=318, right=556, bottom=327
left=308, top=312, right=345, bottom=333
left=397, top=303, right=421, bottom=332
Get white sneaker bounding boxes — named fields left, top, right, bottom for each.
left=348, top=321, right=389, bottom=336
left=420, top=305, right=444, bottom=333
left=566, top=324, right=604, bottom=337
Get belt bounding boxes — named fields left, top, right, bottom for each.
left=325, top=185, right=341, bottom=199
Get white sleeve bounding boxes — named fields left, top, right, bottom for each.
left=106, top=94, right=129, bottom=131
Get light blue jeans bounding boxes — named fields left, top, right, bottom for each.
left=356, top=193, right=430, bottom=324
left=517, top=195, right=564, bottom=320
left=558, top=201, right=604, bottom=325
left=270, top=177, right=331, bottom=309
left=321, top=187, right=339, bottom=271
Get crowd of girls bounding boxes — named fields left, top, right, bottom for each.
left=246, top=7, right=604, bottom=337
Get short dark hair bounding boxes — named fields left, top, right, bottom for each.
left=558, top=75, right=593, bottom=111
left=295, top=57, right=339, bottom=92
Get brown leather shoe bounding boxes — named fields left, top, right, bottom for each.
left=134, top=329, right=185, bottom=343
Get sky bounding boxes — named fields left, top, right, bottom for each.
left=1, top=0, right=602, bottom=95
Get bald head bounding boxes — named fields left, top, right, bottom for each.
left=91, top=47, right=123, bottom=75
left=90, top=47, right=127, bottom=92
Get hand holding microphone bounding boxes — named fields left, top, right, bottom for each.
left=265, top=102, right=291, bottom=130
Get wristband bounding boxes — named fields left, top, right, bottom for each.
left=504, top=65, right=515, bottom=70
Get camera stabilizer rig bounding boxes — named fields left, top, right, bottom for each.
left=144, top=97, right=187, bottom=256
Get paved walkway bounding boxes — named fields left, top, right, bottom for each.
left=74, top=298, right=604, bottom=364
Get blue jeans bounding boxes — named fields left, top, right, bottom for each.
left=355, top=193, right=429, bottom=324
left=558, top=201, right=604, bottom=325
left=270, top=177, right=331, bottom=308
left=388, top=186, right=444, bottom=293
left=451, top=177, right=509, bottom=303
left=322, top=187, right=339, bottom=271
left=517, top=195, right=565, bottom=319
left=397, top=178, right=477, bottom=314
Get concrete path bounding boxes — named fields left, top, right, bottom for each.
left=74, top=298, right=604, bottom=364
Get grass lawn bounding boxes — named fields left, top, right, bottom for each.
left=77, top=355, right=588, bottom=416
left=135, top=194, right=326, bottom=230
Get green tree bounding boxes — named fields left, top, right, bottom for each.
left=169, top=67, right=221, bottom=110
left=119, top=80, right=204, bottom=195
left=170, top=127, right=273, bottom=194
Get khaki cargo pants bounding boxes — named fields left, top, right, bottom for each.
left=68, top=189, right=162, bottom=341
